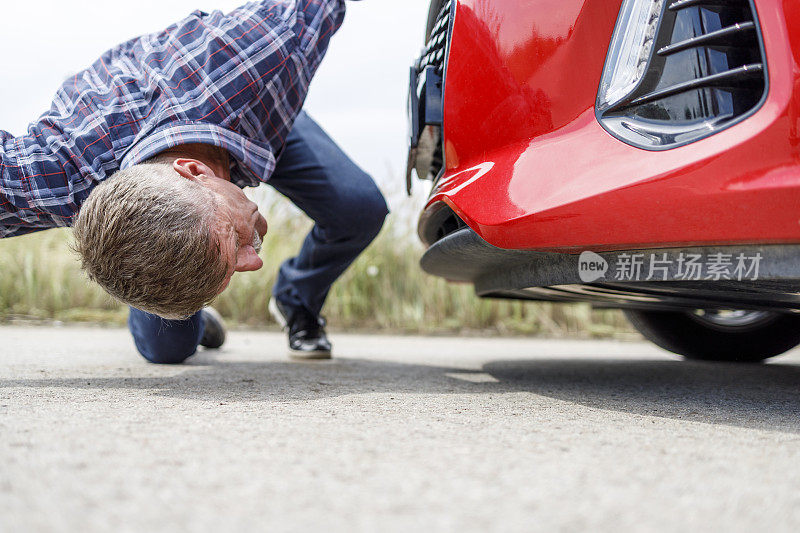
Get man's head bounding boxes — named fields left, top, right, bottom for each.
left=73, top=146, right=268, bottom=319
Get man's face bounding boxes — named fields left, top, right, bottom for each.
left=170, top=156, right=268, bottom=295
left=203, top=176, right=269, bottom=290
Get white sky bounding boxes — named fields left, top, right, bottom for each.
left=0, top=0, right=431, bottom=196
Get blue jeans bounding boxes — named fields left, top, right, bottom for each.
left=129, top=111, right=388, bottom=364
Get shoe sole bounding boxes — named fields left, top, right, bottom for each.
left=288, top=349, right=332, bottom=360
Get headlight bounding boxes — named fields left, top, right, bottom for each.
left=596, top=0, right=767, bottom=150
left=598, top=0, right=666, bottom=110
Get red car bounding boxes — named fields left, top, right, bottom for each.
left=407, top=0, right=800, bottom=361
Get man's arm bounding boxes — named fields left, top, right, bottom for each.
left=128, top=0, right=349, bottom=167
left=217, top=0, right=347, bottom=72
left=0, top=132, right=71, bottom=239
left=134, top=0, right=346, bottom=111
left=287, top=0, right=348, bottom=72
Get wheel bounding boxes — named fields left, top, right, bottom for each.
left=623, top=308, right=800, bottom=362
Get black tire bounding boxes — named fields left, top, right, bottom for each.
left=623, top=309, right=800, bottom=362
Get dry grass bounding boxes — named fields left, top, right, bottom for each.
left=0, top=189, right=633, bottom=338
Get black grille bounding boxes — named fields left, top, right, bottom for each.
left=417, top=0, right=452, bottom=77
left=408, top=0, right=452, bottom=184
left=597, top=0, right=767, bottom=149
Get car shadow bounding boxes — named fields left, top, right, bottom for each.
left=2, top=350, right=799, bottom=434
left=481, top=358, right=800, bottom=434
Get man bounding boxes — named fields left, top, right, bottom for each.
left=0, top=0, right=388, bottom=361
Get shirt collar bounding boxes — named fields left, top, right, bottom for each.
left=120, top=121, right=276, bottom=187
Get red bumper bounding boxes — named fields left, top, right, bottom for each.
left=425, top=0, right=800, bottom=252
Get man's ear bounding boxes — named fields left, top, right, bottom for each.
left=172, top=158, right=216, bottom=182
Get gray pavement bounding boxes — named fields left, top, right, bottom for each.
left=1, top=325, right=799, bottom=532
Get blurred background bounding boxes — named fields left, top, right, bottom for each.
left=0, top=0, right=629, bottom=337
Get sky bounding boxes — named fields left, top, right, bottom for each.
left=0, top=0, right=433, bottom=206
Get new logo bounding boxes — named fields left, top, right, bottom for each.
left=578, top=251, right=608, bottom=283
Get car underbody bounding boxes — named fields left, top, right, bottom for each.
left=421, top=214, right=800, bottom=313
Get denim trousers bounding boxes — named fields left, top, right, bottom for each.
left=128, top=111, right=388, bottom=364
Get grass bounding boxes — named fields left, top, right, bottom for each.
left=0, top=189, right=634, bottom=338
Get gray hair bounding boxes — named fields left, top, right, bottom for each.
left=72, top=160, right=229, bottom=319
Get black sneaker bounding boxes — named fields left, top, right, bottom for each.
left=199, top=307, right=226, bottom=349
left=268, top=298, right=332, bottom=359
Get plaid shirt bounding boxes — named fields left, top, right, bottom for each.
left=0, top=0, right=347, bottom=238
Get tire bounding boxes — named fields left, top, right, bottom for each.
left=623, top=309, right=800, bottom=362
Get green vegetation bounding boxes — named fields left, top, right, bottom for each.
left=0, top=191, right=633, bottom=338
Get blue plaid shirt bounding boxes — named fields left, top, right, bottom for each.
left=0, top=0, right=347, bottom=238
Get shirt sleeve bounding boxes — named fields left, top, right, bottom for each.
left=198, top=0, right=348, bottom=108
left=0, top=133, right=73, bottom=239
left=228, top=0, right=348, bottom=145
left=222, top=1, right=347, bottom=71
left=286, top=0, right=348, bottom=74
left=140, top=1, right=348, bottom=160
left=134, top=1, right=345, bottom=106
left=131, top=1, right=346, bottom=136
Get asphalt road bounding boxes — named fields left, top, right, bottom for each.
left=1, top=325, right=799, bottom=532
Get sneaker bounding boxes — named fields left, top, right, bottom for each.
left=268, top=298, right=332, bottom=359
left=199, top=307, right=226, bottom=349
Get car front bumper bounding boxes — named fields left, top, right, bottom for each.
left=415, top=0, right=800, bottom=252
